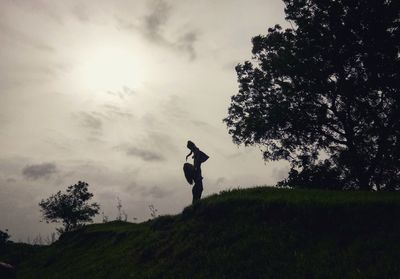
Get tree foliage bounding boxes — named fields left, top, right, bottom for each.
left=224, top=0, right=400, bottom=190
left=39, top=181, right=100, bottom=234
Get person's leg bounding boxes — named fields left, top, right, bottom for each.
left=197, top=179, right=203, bottom=199
left=192, top=180, right=203, bottom=204
left=191, top=188, right=196, bottom=204
left=192, top=185, right=199, bottom=204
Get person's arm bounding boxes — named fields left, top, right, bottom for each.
left=186, top=151, right=193, bottom=161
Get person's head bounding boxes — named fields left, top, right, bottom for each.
left=187, top=140, right=196, bottom=151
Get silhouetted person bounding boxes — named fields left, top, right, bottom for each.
left=185, top=140, right=209, bottom=204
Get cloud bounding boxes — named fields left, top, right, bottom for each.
left=146, top=131, right=178, bottom=152
left=22, top=163, right=58, bottom=180
left=0, top=21, right=55, bottom=52
left=102, top=105, right=134, bottom=119
left=116, top=0, right=198, bottom=60
left=191, top=119, right=210, bottom=128
left=144, top=0, right=171, bottom=43
left=115, top=16, right=136, bottom=31
left=78, top=112, right=103, bottom=130
left=9, top=0, right=64, bottom=25
left=125, top=147, right=165, bottom=162
left=71, top=4, right=90, bottom=23
left=125, top=181, right=138, bottom=192
left=73, top=105, right=135, bottom=143
left=106, top=86, right=136, bottom=100
left=160, top=94, right=188, bottom=120
left=75, top=104, right=133, bottom=130
left=141, top=185, right=172, bottom=199
left=73, top=111, right=104, bottom=142
left=6, top=177, right=17, bottom=183
left=176, top=31, right=198, bottom=60
left=114, top=127, right=177, bottom=162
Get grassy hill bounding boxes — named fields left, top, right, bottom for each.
left=3, top=187, right=400, bottom=279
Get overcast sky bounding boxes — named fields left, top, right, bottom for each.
left=0, top=0, right=290, bottom=241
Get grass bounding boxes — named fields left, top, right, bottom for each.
left=3, top=187, right=400, bottom=278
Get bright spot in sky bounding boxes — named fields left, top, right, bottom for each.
left=78, top=45, right=141, bottom=92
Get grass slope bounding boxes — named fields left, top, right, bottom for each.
left=4, top=187, right=400, bottom=279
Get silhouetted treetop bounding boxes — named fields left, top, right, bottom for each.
left=39, top=181, right=100, bottom=234
left=0, top=229, right=10, bottom=246
left=224, top=0, right=400, bottom=190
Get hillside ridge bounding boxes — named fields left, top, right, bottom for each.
left=3, top=187, right=400, bottom=279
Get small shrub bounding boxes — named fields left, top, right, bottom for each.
left=39, top=181, right=100, bottom=234
left=149, top=204, right=158, bottom=219
left=0, top=229, right=10, bottom=245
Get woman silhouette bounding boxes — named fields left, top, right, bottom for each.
left=185, top=140, right=209, bottom=204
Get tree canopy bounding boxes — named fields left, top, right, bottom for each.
left=39, top=181, right=100, bottom=234
left=224, top=0, right=400, bottom=190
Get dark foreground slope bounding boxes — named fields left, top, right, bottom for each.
left=4, top=187, right=400, bottom=279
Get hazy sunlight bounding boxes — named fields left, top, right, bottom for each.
left=78, top=45, right=141, bottom=92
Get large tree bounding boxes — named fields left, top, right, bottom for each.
left=39, top=181, right=100, bottom=234
left=224, top=0, right=400, bottom=190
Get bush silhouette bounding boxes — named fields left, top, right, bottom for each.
left=39, top=181, right=100, bottom=234
left=0, top=229, right=10, bottom=246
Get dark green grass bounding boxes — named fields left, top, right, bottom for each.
left=4, top=187, right=400, bottom=279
